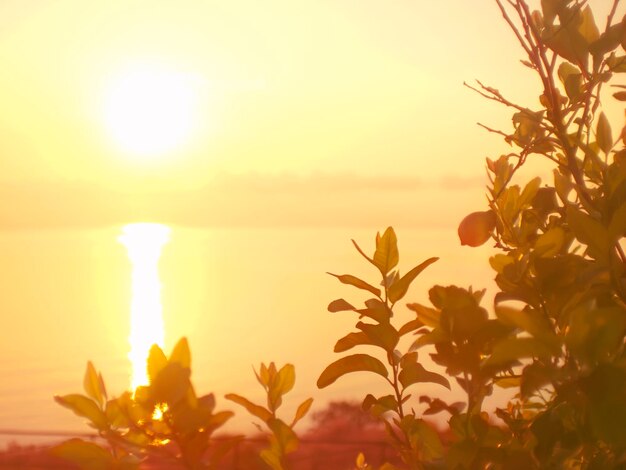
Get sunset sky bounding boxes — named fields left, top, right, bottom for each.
left=1, top=0, right=625, bottom=440
left=0, top=0, right=545, bottom=230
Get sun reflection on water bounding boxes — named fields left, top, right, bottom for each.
left=119, top=223, right=170, bottom=389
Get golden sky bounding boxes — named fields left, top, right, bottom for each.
left=0, top=0, right=559, bottom=230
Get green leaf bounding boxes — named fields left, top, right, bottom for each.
left=356, top=321, right=399, bottom=352
left=147, top=344, right=168, bottom=385
left=54, top=394, right=107, bottom=430
left=83, top=361, right=104, bottom=407
left=291, top=397, right=313, bottom=427
left=225, top=393, right=272, bottom=422
left=483, top=337, right=557, bottom=368
left=334, top=331, right=371, bottom=352
left=373, top=227, right=399, bottom=275
left=317, top=354, right=389, bottom=388
left=399, top=354, right=450, bottom=390
left=388, top=257, right=438, bottom=304
left=51, top=439, right=114, bottom=470
left=327, top=273, right=381, bottom=297
left=328, top=298, right=355, bottom=312
left=169, top=337, right=191, bottom=369
left=597, top=112, right=613, bottom=154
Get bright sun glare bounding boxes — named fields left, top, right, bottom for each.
left=119, top=223, right=171, bottom=389
left=104, top=63, right=197, bottom=158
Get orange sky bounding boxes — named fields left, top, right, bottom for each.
left=0, top=0, right=545, bottom=231
left=1, top=0, right=625, bottom=438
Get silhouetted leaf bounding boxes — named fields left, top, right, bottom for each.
left=534, top=227, right=566, bottom=257
left=327, top=273, right=381, bottom=297
left=399, top=353, right=450, bottom=390
left=150, top=362, right=191, bottom=406
left=268, top=364, right=295, bottom=411
left=225, top=393, right=272, bottom=422
left=328, top=298, right=355, bottom=312
left=54, top=394, right=107, bottom=430
left=406, top=303, right=440, bottom=328
left=147, top=344, right=168, bottom=385
left=398, top=318, right=424, bottom=336
left=169, top=337, right=191, bottom=369
left=317, top=354, right=388, bottom=388
left=356, top=321, right=399, bottom=352
left=567, top=206, right=611, bottom=262
left=373, top=227, right=399, bottom=275
left=334, top=331, right=370, bottom=352
left=268, top=418, right=299, bottom=454
left=291, top=397, right=313, bottom=427
left=597, top=112, right=613, bottom=154
left=357, top=298, right=392, bottom=323
left=388, top=257, right=438, bottom=303
left=51, top=439, right=114, bottom=470
left=495, top=305, right=559, bottom=347
left=483, top=337, right=556, bottom=368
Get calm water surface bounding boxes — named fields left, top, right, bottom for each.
left=0, top=225, right=496, bottom=447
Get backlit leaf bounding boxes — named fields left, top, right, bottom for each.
left=373, top=227, right=399, bottom=275
left=51, top=439, right=114, bottom=470
left=388, top=257, right=438, bottom=304
left=495, top=306, right=559, bottom=347
left=399, top=355, right=450, bottom=390
left=291, top=397, right=313, bottom=427
left=225, top=393, right=272, bottom=423
left=534, top=227, right=565, bottom=257
left=268, top=418, right=299, bottom=454
left=147, top=344, right=168, bottom=385
left=597, top=112, right=613, bottom=154
left=327, top=273, right=381, bottom=297
left=483, top=337, right=556, bottom=368
left=406, top=303, right=440, bottom=328
left=317, top=354, right=389, bottom=388
left=54, top=394, right=107, bottom=430
left=268, top=364, right=295, bottom=411
left=398, top=318, right=423, bottom=336
left=567, top=206, right=611, bottom=262
left=357, top=298, right=392, bottom=323
left=150, top=362, right=191, bottom=406
left=577, top=6, right=599, bottom=45
left=83, top=361, right=104, bottom=407
left=169, top=337, right=191, bottom=369
left=328, top=298, right=355, bottom=312
left=357, top=321, right=399, bottom=352
left=334, top=331, right=371, bottom=352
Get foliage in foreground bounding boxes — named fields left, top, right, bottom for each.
left=53, top=0, right=626, bottom=468
left=52, top=340, right=310, bottom=469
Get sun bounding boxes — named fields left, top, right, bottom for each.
left=104, top=63, right=197, bottom=159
